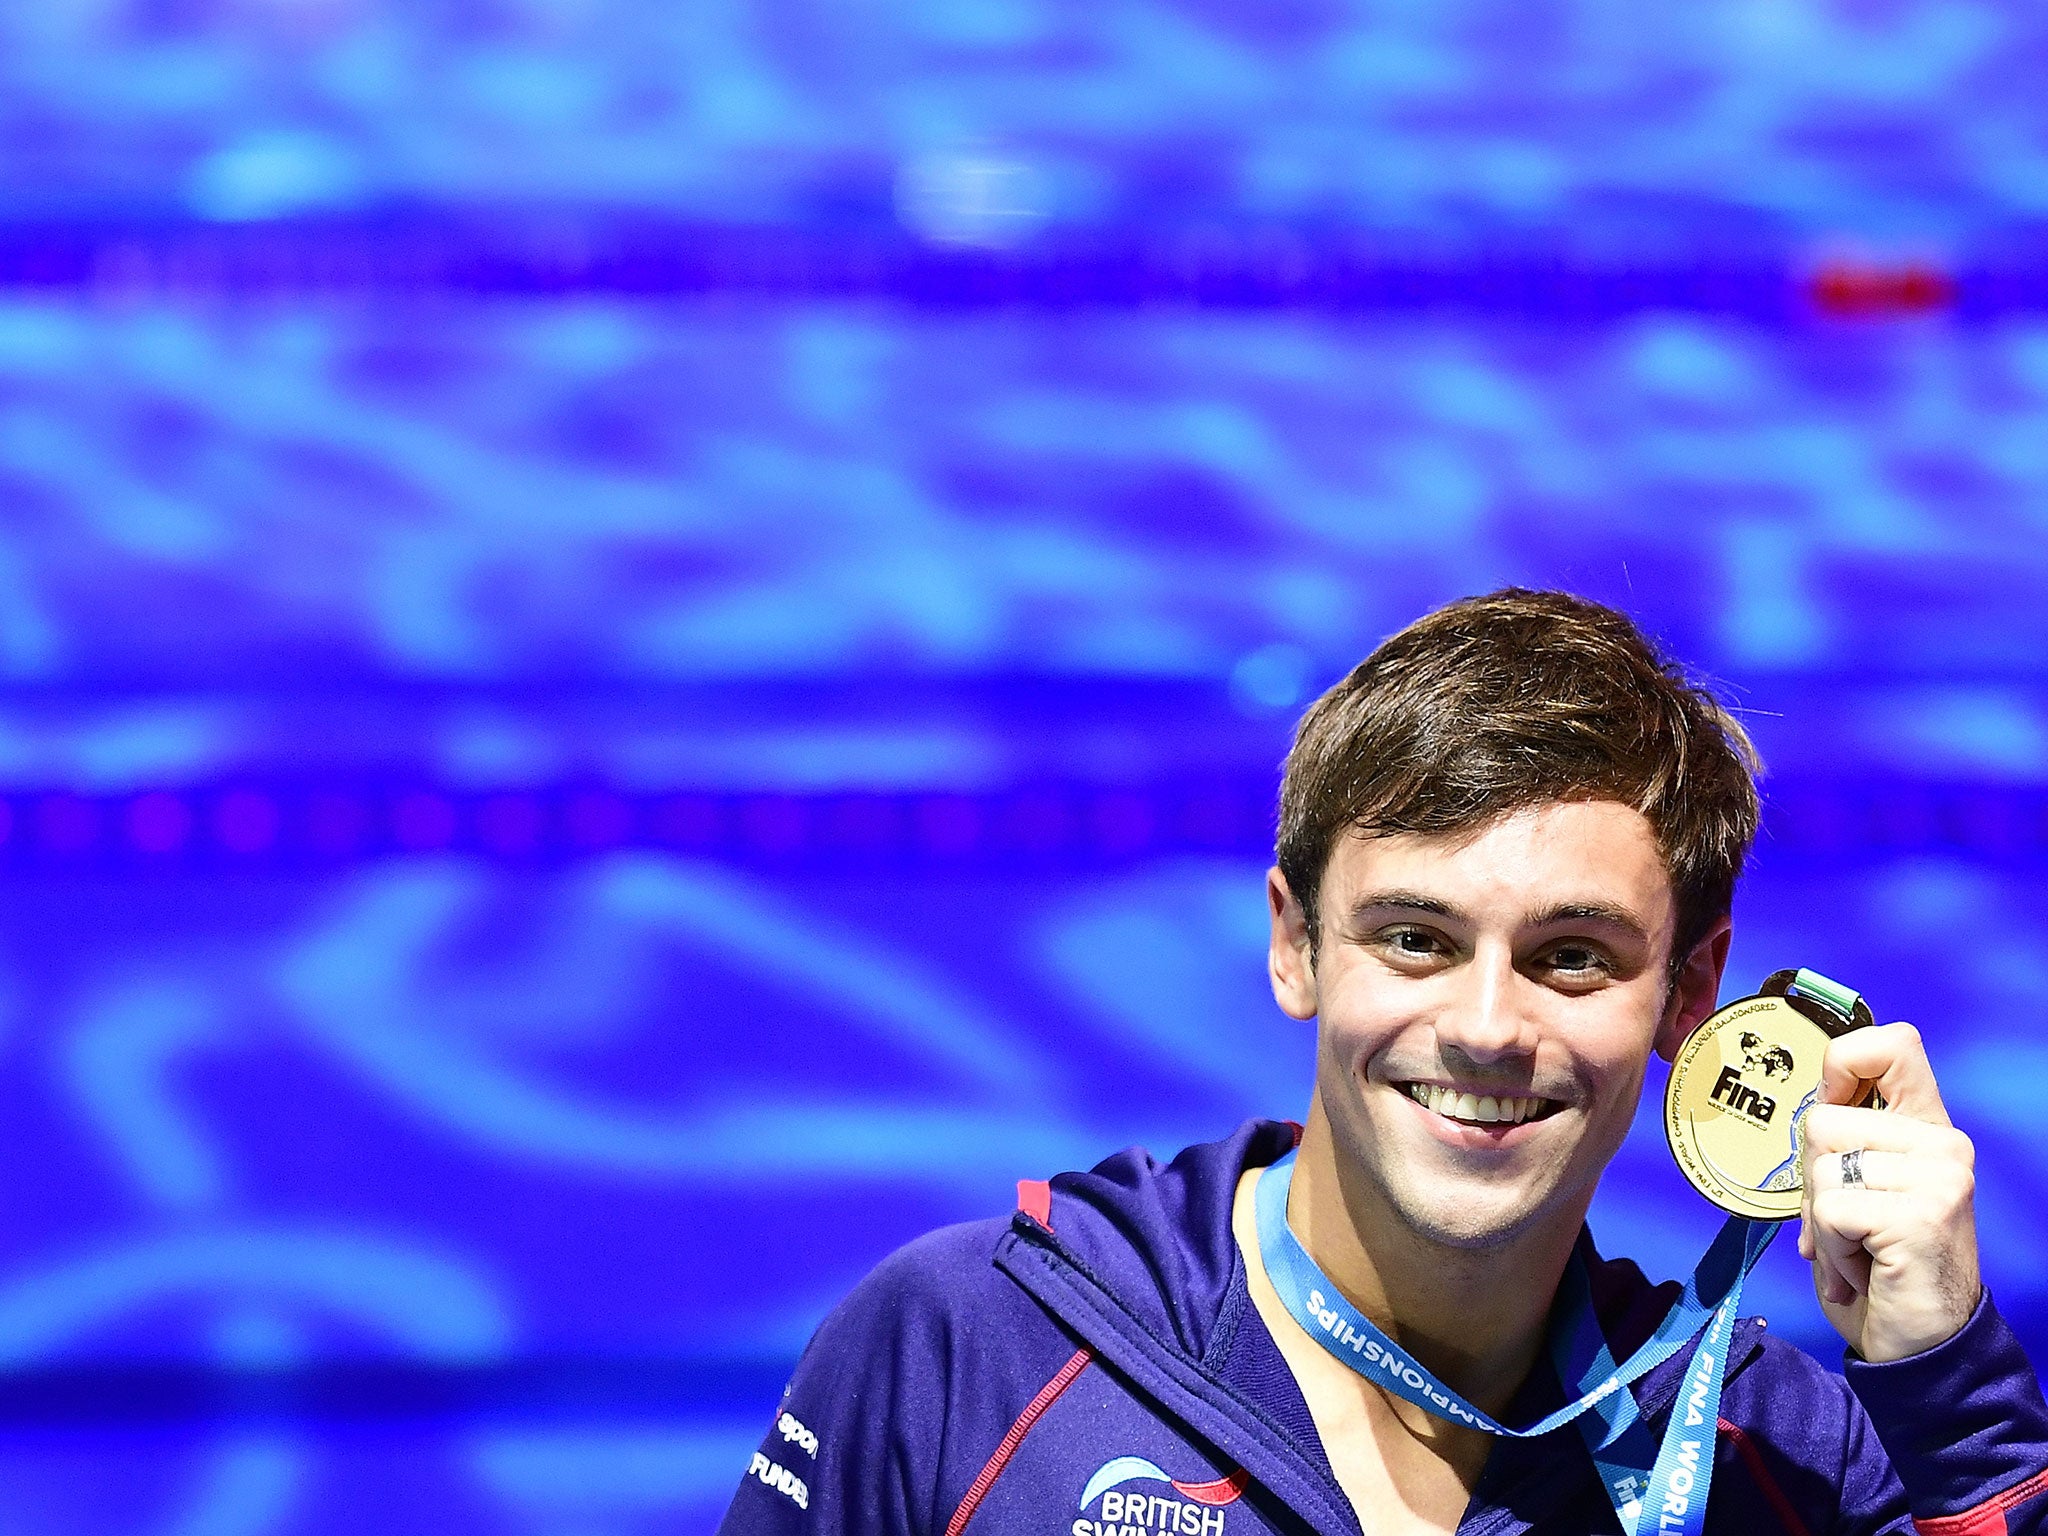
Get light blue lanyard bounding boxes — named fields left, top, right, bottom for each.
left=1255, top=1152, right=1774, bottom=1535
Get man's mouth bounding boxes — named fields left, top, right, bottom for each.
left=1402, top=1082, right=1563, bottom=1127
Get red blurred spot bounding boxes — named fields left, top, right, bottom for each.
left=1809, top=260, right=1954, bottom=317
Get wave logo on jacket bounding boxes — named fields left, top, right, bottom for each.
left=1075, top=1457, right=1248, bottom=1535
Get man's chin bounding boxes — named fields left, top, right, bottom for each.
left=1388, top=1185, right=1559, bottom=1251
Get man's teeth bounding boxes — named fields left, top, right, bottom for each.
left=1405, top=1083, right=1552, bottom=1125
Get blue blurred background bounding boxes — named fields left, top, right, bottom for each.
left=2, top=0, right=2047, bottom=1530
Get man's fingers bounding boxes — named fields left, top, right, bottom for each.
left=1820, top=1022, right=1950, bottom=1123
left=1810, top=1186, right=1889, bottom=1306
left=1811, top=1148, right=1914, bottom=1192
left=1806, top=1181, right=1879, bottom=1303
left=1817, top=1255, right=1866, bottom=1306
left=1800, top=1102, right=1973, bottom=1165
left=1810, top=1186, right=1889, bottom=1245
left=1793, top=1023, right=1984, bottom=1362
left=1811, top=1155, right=1976, bottom=1226
left=1809, top=1200, right=1875, bottom=1300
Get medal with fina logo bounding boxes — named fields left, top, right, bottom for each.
left=1664, top=968, right=1875, bottom=1220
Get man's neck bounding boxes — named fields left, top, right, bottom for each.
left=1284, top=1108, right=1588, bottom=1417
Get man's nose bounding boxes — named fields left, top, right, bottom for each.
left=1434, top=952, right=1540, bottom=1062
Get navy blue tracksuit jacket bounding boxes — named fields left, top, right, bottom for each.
left=720, top=1120, right=2048, bottom=1536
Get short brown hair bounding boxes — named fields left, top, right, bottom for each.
left=1275, top=589, right=1760, bottom=970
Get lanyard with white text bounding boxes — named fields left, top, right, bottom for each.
left=1547, top=1240, right=1749, bottom=1534
left=1254, top=1152, right=1775, bottom=1535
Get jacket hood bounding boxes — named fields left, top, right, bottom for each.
left=1034, top=1118, right=1298, bottom=1362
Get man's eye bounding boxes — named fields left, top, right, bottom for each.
left=1546, top=945, right=1607, bottom=975
left=1387, top=928, right=1443, bottom=956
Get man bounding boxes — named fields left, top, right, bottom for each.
left=719, top=590, right=2048, bottom=1536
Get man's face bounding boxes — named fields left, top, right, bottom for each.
left=1268, top=800, right=1726, bottom=1251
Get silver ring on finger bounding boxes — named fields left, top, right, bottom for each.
left=1840, top=1148, right=1866, bottom=1188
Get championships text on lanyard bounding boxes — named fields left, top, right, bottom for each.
left=1255, top=968, right=1875, bottom=1536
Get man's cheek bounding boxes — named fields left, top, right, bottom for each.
left=1315, top=1014, right=1370, bottom=1067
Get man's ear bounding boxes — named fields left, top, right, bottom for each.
left=1268, top=867, right=1319, bottom=1021
left=1655, top=915, right=1733, bottom=1062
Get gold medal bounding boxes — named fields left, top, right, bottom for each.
left=1664, top=969, right=1874, bottom=1220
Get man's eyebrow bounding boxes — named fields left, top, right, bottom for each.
left=1347, top=890, right=1464, bottom=921
left=1342, top=893, right=1654, bottom=940
left=1528, top=901, right=1652, bottom=938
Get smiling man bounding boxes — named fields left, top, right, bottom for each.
left=719, top=590, right=2048, bottom=1536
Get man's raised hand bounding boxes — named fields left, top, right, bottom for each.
left=1797, top=1022, right=1981, bottom=1363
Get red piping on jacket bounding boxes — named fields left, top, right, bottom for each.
left=942, top=1347, right=1093, bottom=1536
left=1912, top=1464, right=2048, bottom=1536
left=1016, top=1178, right=1052, bottom=1229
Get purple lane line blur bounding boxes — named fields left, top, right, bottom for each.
left=0, top=223, right=2005, bottom=314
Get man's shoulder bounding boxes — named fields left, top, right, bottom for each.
left=810, top=1119, right=1296, bottom=1368
left=726, top=1218, right=1065, bottom=1536
left=1728, top=1322, right=1859, bottom=1418
left=824, top=1215, right=1023, bottom=1338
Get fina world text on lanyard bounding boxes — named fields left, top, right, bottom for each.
left=1254, top=1152, right=1776, bottom=1536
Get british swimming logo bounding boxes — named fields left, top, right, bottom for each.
left=1072, top=1456, right=1247, bottom=1536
